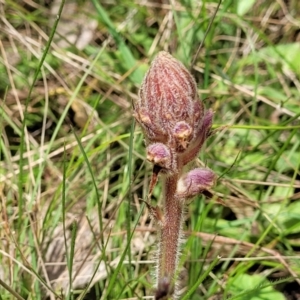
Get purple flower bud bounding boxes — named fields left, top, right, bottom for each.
left=181, top=109, right=214, bottom=166
left=133, top=107, right=167, bottom=142
left=134, top=51, right=205, bottom=149
left=176, top=168, right=215, bottom=199
left=146, top=143, right=177, bottom=173
left=139, top=51, right=198, bottom=122
left=173, top=121, right=193, bottom=151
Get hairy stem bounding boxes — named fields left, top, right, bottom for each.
left=157, top=174, right=183, bottom=298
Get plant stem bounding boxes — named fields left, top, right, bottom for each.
left=157, top=174, right=183, bottom=298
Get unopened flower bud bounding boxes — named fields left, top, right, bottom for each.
left=134, top=107, right=151, bottom=125
left=176, top=168, right=215, bottom=199
left=181, top=109, right=214, bottom=166
left=200, top=109, right=214, bottom=137
left=139, top=51, right=198, bottom=120
left=133, top=107, right=167, bottom=142
left=146, top=143, right=173, bottom=171
left=173, top=121, right=193, bottom=151
left=134, top=51, right=204, bottom=149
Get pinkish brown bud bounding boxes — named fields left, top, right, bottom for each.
left=139, top=51, right=198, bottom=121
left=173, top=121, right=193, bottom=151
left=176, top=168, right=215, bottom=199
left=181, top=109, right=214, bottom=166
left=134, top=51, right=205, bottom=149
left=146, top=143, right=177, bottom=173
left=133, top=106, right=167, bottom=143
left=147, top=143, right=170, bottom=166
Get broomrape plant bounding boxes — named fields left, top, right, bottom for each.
left=133, top=51, right=215, bottom=299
